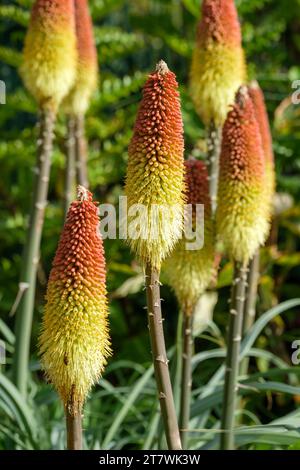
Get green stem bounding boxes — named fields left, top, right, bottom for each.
left=64, top=116, right=76, bottom=218
left=242, top=251, right=260, bottom=337
left=207, top=121, right=221, bottom=213
left=220, top=261, right=247, bottom=450
left=158, top=312, right=183, bottom=449
left=172, top=309, right=183, bottom=414
left=66, top=408, right=82, bottom=450
left=13, top=109, right=55, bottom=397
left=236, top=251, right=260, bottom=424
left=75, top=114, right=89, bottom=189
left=179, top=310, right=193, bottom=449
left=145, top=263, right=182, bottom=450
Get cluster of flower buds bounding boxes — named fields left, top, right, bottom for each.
left=125, top=60, right=185, bottom=269
left=63, top=0, right=98, bottom=116
left=249, top=81, right=276, bottom=217
left=216, top=87, right=270, bottom=263
left=40, top=187, right=111, bottom=415
left=190, top=0, right=246, bottom=126
left=21, top=0, right=77, bottom=111
left=164, top=159, right=215, bottom=314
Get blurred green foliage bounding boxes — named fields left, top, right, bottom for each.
left=0, top=0, right=300, bottom=450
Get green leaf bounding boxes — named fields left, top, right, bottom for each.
left=192, top=378, right=300, bottom=418
left=0, top=46, right=22, bottom=68
left=203, top=425, right=300, bottom=449
left=0, top=319, right=15, bottom=345
left=181, top=0, right=200, bottom=17
left=91, top=0, right=124, bottom=19
left=0, top=374, right=38, bottom=448
left=235, top=423, right=300, bottom=447
left=97, top=72, right=145, bottom=108
left=95, top=27, right=145, bottom=61
left=101, top=364, right=154, bottom=449
left=0, top=6, right=29, bottom=27
left=241, top=299, right=300, bottom=358
left=163, top=35, right=192, bottom=57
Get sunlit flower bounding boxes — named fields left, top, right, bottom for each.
left=164, top=159, right=215, bottom=314
left=249, top=80, right=276, bottom=215
left=39, top=186, right=111, bottom=415
left=190, top=0, right=246, bottom=126
left=125, top=60, right=185, bottom=269
left=21, top=0, right=77, bottom=111
left=216, top=87, right=270, bottom=262
left=63, top=0, right=98, bottom=115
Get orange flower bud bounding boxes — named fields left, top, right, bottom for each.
left=164, top=159, right=215, bottom=313
left=21, top=0, right=77, bottom=111
left=63, top=0, right=98, bottom=115
left=190, top=0, right=246, bottom=126
left=125, top=61, right=185, bottom=269
left=216, top=87, right=270, bottom=262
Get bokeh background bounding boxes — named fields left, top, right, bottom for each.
left=0, top=0, right=300, bottom=450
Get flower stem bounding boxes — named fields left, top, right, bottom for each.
left=74, top=114, right=89, bottom=188
left=236, top=252, right=260, bottom=424
left=220, top=261, right=247, bottom=450
left=179, top=309, right=193, bottom=449
left=145, top=263, right=182, bottom=450
left=242, top=251, right=260, bottom=337
left=66, top=408, right=82, bottom=450
left=207, top=121, right=221, bottom=213
left=13, top=109, right=55, bottom=396
left=171, top=309, right=183, bottom=414
left=64, top=116, right=76, bottom=218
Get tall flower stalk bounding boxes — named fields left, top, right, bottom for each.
left=242, top=251, right=260, bottom=337
left=13, top=0, right=77, bottom=396
left=164, top=159, right=215, bottom=448
left=125, top=60, right=185, bottom=450
left=216, top=87, right=269, bottom=449
left=63, top=0, right=98, bottom=191
left=39, top=186, right=111, bottom=450
left=190, top=0, right=246, bottom=211
left=75, top=115, right=90, bottom=188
